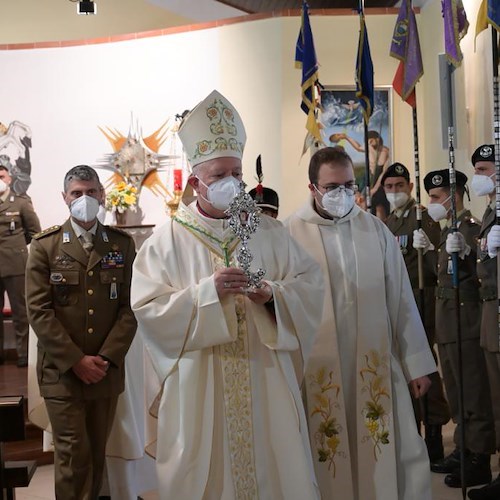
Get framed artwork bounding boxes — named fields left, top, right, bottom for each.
left=319, top=86, right=393, bottom=192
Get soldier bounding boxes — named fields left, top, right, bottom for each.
left=248, top=155, right=279, bottom=219
left=415, top=169, right=495, bottom=489
left=26, top=165, right=137, bottom=500
left=0, top=165, right=40, bottom=367
left=467, top=144, right=500, bottom=500
left=382, top=162, right=450, bottom=462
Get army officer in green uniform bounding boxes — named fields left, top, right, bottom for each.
left=382, top=162, right=450, bottom=462
left=26, top=165, right=137, bottom=500
left=416, top=169, right=495, bottom=489
left=0, top=165, right=41, bottom=366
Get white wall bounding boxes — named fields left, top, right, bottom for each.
left=0, top=7, right=495, bottom=226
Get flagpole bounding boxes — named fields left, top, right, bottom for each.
left=359, top=0, right=371, bottom=210
left=364, top=121, right=371, bottom=210
left=492, top=26, right=500, bottom=353
left=446, top=62, right=467, bottom=500
left=410, top=99, right=430, bottom=427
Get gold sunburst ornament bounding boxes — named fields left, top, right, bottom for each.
left=95, top=116, right=179, bottom=201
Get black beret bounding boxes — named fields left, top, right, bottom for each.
left=381, top=162, right=410, bottom=185
left=423, top=169, right=468, bottom=193
left=471, top=144, right=495, bottom=165
left=248, top=186, right=279, bottom=212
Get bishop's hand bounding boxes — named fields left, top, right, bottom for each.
left=214, top=267, right=249, bottom=298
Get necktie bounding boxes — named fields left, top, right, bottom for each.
left=81, top=232, right=94, bottom=255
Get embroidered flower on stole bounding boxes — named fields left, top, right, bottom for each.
left=309, top=367, right=344, bottom=476
left=360, top=349, right=391, bottom=460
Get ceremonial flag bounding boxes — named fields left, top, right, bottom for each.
left=355, top=3, right=374, bottom=124
left=475, top=0, right=500, bottom=47
left=442, top=0, right=469, bottom=67
left=295, top=1, right=322, bottom=144
left=390, top=0, right=423, bottom=108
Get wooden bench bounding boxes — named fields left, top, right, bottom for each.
left=0, top=395, right=37, bottom=500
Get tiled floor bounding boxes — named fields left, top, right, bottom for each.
left=11, top=421, right=500, bottom=500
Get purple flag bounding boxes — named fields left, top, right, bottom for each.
left=442, top=0, right=469, bottom=67
left=390, top=0, right=423, bottom=104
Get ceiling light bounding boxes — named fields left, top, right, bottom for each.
left=77, top=1, right=97, bottom=15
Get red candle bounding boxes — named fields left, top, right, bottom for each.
left=173, top=169, right=183, bottom=191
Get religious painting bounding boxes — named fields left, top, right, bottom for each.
left=319, top=87, right=393, bottom=192
left=0, top=120, right=33, bottom=196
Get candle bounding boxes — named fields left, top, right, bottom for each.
left=173, top=169, right=183, bottom=191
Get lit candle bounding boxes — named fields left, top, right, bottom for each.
left=174, top=169, right=183, bottom=191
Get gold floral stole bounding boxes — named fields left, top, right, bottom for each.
left=290, top=212, right=398, bottom=499
left=175, top=203, right=258, bottom=498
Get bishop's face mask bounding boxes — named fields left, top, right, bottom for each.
left=386, top=192, right=409, bottom=210
left=197, top=176, right=240, bottom=211
left=427, top=196, right=451, bottom=222
left=471, top=173, right=495, bottom=197
left=70, top=195, right=100, bottom=223
left=316, top=185, right=355, bottom=218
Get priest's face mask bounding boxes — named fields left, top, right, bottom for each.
left=189, top=157, right=243, bottom=217
left=309, top=161, right=356, bottom=219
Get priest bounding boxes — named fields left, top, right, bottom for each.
left=285, top=146, right=436, bottom=500
left=131, top=90, right=323, bottom=499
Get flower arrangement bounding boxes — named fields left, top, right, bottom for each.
left=105, top=181, right=138, bottom=214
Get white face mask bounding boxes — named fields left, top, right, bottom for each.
left=198, top=176, right=240, bottom=211
left=70, top=195, right=100, bottom=223
left=471, top=173, right=495, bottom=197
left=386, top=192, right=409, bottom=209
left=97, top=204, right=107, bottom=224
left=317, top=186, right=355, bottom=218
left=0, top=179, right=8, bottom=194
left=427, top=196, right=450, bottom=222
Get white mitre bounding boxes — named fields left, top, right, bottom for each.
left=177, top=90, right=246, bottom=169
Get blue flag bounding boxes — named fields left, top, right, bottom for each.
left=488, top=0, right=499, bottom=31
left=295, top=1, right=322, bottom=143
left=355, top=4, right=374, bottom=124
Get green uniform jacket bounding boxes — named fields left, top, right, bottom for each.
left=435, top=211, right=481, bottom=344
left=476, top=206, right=499, bottom=353
left=385, top=198, right=440, bottom=334
left=26, top=219, right=137, bottom=399
left=0, top=191, right=41, bottom=277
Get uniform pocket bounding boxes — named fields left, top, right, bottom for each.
left=38, top=350, right=60, bottom=385
left=50, top=269, right=80, bottom=306
left=99, top=269, right=124, bottom=284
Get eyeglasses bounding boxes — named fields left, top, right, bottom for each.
left=316, top=183, right=358, bottom=195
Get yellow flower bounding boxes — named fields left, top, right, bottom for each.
left=105, top=181, right=138, bottom=212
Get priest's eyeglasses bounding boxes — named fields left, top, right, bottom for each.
left=315, top=182, right=358, bottom=196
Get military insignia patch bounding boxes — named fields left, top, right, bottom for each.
left=395, top=164, right=405, bottom=175
left=53, top=255, right=75, bottom=268
left=432, top=175, right=443, bottom=186
left=101, top=251, right=125, bottom=269
left=480, top=146, right=493, bottom=158
left=50, top=272, right=64, bottom=283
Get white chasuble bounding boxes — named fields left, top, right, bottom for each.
left=131, top=202, right=324, bottom=500
left=285, top=200, right=436, bottom=500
